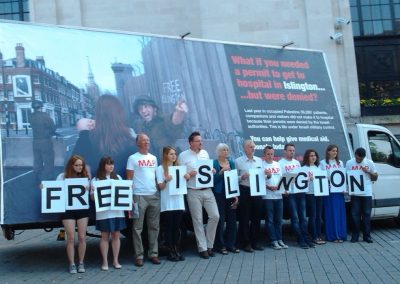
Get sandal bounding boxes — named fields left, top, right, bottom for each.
left=220, top=248, right=228, bottom=255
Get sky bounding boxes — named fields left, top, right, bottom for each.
left=0, top=21, right=148, bottom=93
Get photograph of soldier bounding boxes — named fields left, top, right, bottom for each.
left=132, top=95, right=188, bottom=159
left=30, top=100, right=56, bottom=183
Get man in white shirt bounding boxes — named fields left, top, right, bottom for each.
left=235, top=139, right=264, bottom=252
left=126, top=133, right=160, bottom=266
left=346, top=147, right=378, bottom=243
left=178, top=131, right=219, bottom=259
left=262, top=146, right=288, bottom=250
left=279, top=143, right=312, bottom=249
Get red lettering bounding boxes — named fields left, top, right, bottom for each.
left=138, top=159, right=155, bottom=167
left=285, top=165, right=299, bottom=172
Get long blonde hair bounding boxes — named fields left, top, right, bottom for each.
left=162, top=146, right=179, bottom=177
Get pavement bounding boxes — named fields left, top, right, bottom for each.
left=1, top=220, right=400, bottom=284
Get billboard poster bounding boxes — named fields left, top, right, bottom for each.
left=0, top=21, right=351, bottom=225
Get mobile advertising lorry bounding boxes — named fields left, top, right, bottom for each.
left=1, top=20, right=400, bottom=239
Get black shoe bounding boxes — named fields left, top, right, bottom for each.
left=363, top=238, right=373, bottom=243
left=350, top=238, right=358, bottom=243
left=167, top=246, right=178, bottom=262
left=199, top=251, right=209, bottom=259
left=174, top=246, right=185, bottom=261
left=243, top=244, right=254, bottom=253
left=299, top=242, right=309, bottom=249
left=252, top=244, right=264, bottom=251
left=207, top=248, right=215, bottom=257
left=306, top=241, right=315, bottom=248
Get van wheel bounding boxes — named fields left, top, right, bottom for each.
left=1, top=226, right=14, bottom=240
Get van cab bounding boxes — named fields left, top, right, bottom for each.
left=347, top=123, right=400, bottom=219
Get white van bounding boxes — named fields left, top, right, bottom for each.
left=347, top=123, right=400, bottom=220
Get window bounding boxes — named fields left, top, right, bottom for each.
left=351, top=0, right=400, bottom=36
left=0, top=0, right=29, bottom=21
left=368, top=131, right=400, bottom=167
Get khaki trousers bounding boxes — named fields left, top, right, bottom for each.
left=187, top=188, right=220, bottom=252
left=132, top=193, right=160, bottom=259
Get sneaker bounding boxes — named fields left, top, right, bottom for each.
left=278, top=240, right=289, bottom=249
left=69, top=264, right=77, bottom=274
left=78, top=263, right=85, bottom=273
left=271, top=241, right=281, bottom=250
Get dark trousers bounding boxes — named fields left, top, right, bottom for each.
left=214, top=192, right=237, bottom=249
left=351, top=195, right=372, bottom=240
left=33, top=139, right=55, bottom=181
left=306, top=194, right=323, bottom=240
left=265, top=199, right=283, bottom=242
left=238, top=185, right=262, bottom=247
left=162, top=210, right=184, bottom=246
left=288, top=193, right=309, bottom=244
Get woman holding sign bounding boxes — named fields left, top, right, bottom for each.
left=213, top=143, right=240, bottom=255
left=92, top=156, right=126, bottom=271
left=156, top=146, right=187, bottom=261
left=302, top=149, right=326, bottom=245
left=57, top=155, right=90, bottom=274
left=319, top=145, right=347, bottom=243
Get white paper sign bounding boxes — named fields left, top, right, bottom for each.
left=168, top=166, right=187, bottom=195
left=112, top=180, right=133, bottom=210
left=312, top=169, right=329, bottom=196
left=347, top=170, right=372, bottom=196
left=93, top=180, right=133, bottom=211
left=65, top=178, right=89, bottom=210
left=224, top=169, right=240, bottom=198
left=268, top=174, right=284, bottom=194
left=195, top=160, right=214, bottom=188
left=328, top=168, right=347, bottom=193
left=277, top=172, right=298, bottom=192
left=292, top=171, right=309, bottom=194
left=93, top=180, right=112, bottom=212
left=249, top=168, right=266, bottom=196
left=41, top=181, right=66, bottom=213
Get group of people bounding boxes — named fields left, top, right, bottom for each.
left=57, top=129, right=378, bottom=274
left=52, top=94, right=378, bottom=274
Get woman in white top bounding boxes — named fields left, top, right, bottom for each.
left=319, top=145, right=347, bottom=242
left=302, top=149, right=326, bottom=245
left=93, top=156, right=126, bottom=271
left=156, top=146, right=189, bottom=261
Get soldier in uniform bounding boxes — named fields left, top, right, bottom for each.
left=30, top=100, right=56, bottom=183
left=132, top=96, right=188, bottom=158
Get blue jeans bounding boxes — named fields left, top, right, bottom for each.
left=214, top=192, right=237, bottom=249
left=306, top=194, right=323, bottom=240
left=288, top=193, right=309, bottom=244
left=265, top=199, right=283, bottom=242
left=351, top=195, right=372, bottom=240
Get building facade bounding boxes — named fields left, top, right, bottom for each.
left=350, top=0, right=400, bottom=133
left=0, top=44, right=90, bottom=130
